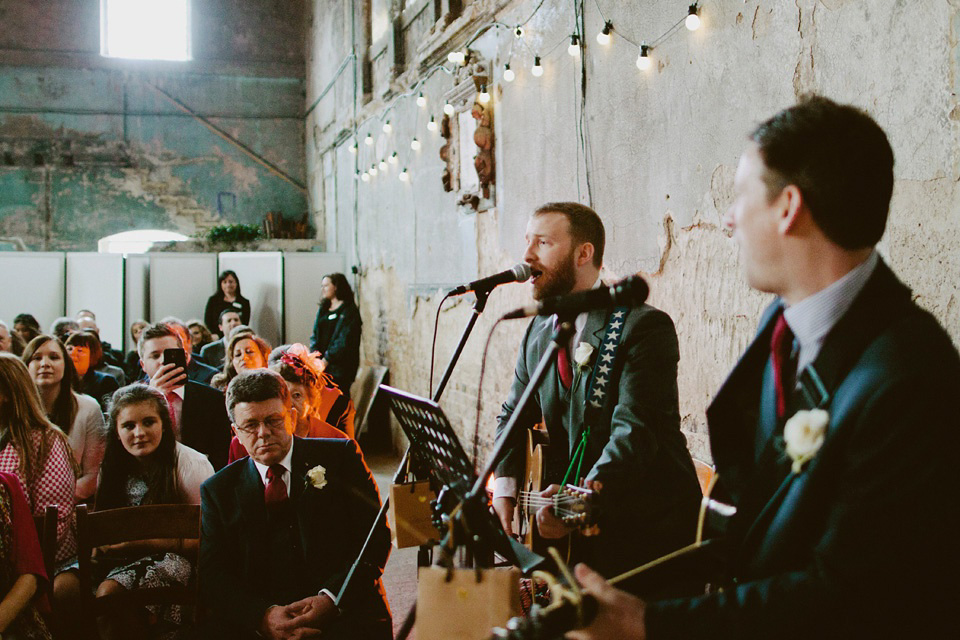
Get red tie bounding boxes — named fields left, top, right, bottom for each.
left=165, top=392, right=182, bottom=438
left=555, top=319, right=573, bottom=390
left=264, top=464, right=289, bottom=507
left=771, top=311, right=796, bottom=420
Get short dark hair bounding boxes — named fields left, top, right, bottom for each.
left=137, top=322, right=183, bottom=357
left=218, top=307, right=241, bottom=325
left=13, top=314, right=40, bottom=331
left=750, top=95, right=894, bottom=250
left=533, top=202, right=605, bottom=267
left=225, top=369, right=291, bottom=421
left=49, top=317, right=79, bottom=341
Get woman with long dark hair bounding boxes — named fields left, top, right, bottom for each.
left=92, top=384, right=213, bottom=639
left=203, top=270, right=251, bottom=337
left=22, top=335, right=104, bottom=502
left=309, top=273, right=362, bottom=399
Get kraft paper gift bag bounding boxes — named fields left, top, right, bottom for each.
left=417, top=566, right=521, bottom=640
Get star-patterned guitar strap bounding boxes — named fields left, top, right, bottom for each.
left=561, top=307, right=630, bottom=486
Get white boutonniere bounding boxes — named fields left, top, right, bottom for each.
left=783, top=409, right=828, bottom=473
left=305, top=464, right=328, bottom=490
left=573, top=342, right=594, bottom=371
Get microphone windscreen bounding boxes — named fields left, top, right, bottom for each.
left=511, top=263, right=532, bottom=282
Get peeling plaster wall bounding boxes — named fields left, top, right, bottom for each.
left=0, top=0, right=307, bottom=250
left=308, top=0, right=960, bottom=463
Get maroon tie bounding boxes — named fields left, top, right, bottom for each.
left=264, top=464, right=289, bottom=507
left=555, top=319, right=573, bottom=390
left=165, top=392, right=182, bottom=438
left=771, top=311, right=796, bottom=420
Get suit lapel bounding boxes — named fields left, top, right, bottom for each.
left=235, top=458, right=268, bottom=529
left=290, top=437, right=311, bottom=503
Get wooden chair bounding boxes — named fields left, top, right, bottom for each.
left=75, top=504, right=201, bottom=637
left=693, top=459, right=716, bottom=496
left=31, top=505, right=58, bottom=598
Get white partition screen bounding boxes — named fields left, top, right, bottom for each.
left=149, top=254, right=218, bottom=329
left=218, top=252, right=284, bottom=348
left=66, top=253, right=124, bottom=350
left=124, top=255, right=150, bottom=352
left=0, top=252, right=66, bottom=333
left=283, top=253, right=346, bottom=347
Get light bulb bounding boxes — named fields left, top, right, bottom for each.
left=685, top=4, right=701, bottom=31
left=447, top=50, right=465, bottom=64
left=568, top=35, right=580, bottom=57
left=399, top=168, right=409, bottom=182
left=515, top=26, right=524, bottom=39
left=348, top=142, right=357, bottom=154
left=379, top=159, right=387, bottom=171
left=410, top=137, right=421, bottom=150
left=503, top=63, right=515, bottom=82
left=364, top=133, right=373, bottom=146
left=636, top=45, right=652, bottom=71
left=382, top=120, right=392, bottom=133
left=596, top=22, right=612, bottom=46
left=531, top=56, right=543, bottom=77
left=389, top=151, right=398, bottom=164
left=443, top=101, right=455, bottom=116
left=369, top=164, right=378, bottom=176
left=427, top=116, right=438, bottom=132
left=416, top=92, right=426, bottom=107
left=478, top=85, right=490, bottom=104
left=361, top=171, right=370, bottom=182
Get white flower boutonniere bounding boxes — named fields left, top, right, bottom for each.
left=783, top=409, right=828, bottom=474
left=305, top=464, right=328, bottom=490
left=573, top=342, right=595, bottom=371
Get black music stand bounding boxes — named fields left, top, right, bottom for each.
left=380, top=384, right=543, bottom=574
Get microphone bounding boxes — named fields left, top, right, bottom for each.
left=449, top=263, right=532, bottom=296
left=501, top=275, right=649, bottom=320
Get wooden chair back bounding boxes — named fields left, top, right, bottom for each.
left=31, top=505, right=58, bottom=597
left=75, top=504, right=201, bottom=620
left=693, top=459, right=716, bottom=496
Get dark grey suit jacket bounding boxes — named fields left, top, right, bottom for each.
left=646, top=260, right=960, bottom=639
left=496, top=303, right=702, bottom=583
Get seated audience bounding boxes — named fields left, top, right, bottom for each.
left=90, top=384, right=213, bottom=639
left=160, top=318, right=217, bottom=386
left=123, top=320, right=148, bottom=382
left=199, top=370, right=391, bottom=639
left=0, top=321, right=12, bottom=354
left=22, top=335, right=106, bottom=502
left=210, top=332, right=270, bottom=392
left=204, top=270, right=251, bottom=337
left=187, top=319, right=214, bottom=356
left=0, top=472, right=52, bottom=639
left=64, top=332, right=120, bottom=411
left=269, top=344, right=354, bottom=438
left=48, top=318, right=78, bottom=343
left=227, top=344, right=347, bottom=464
left=139, top=323, right=232, bottom=470
left=198, top=309, right=242, bottom=368
left=12, top=314, right=41, bottom=345
left=0, top=354, right=78, bottom=587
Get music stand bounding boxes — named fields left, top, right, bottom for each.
left=380, top=385, right=543, bottom=574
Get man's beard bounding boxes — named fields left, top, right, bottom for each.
left=532, top=252, right=577, bottom=300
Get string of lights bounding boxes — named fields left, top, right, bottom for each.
left=340, top=1, right=707, bottom=184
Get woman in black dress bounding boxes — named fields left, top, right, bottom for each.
left=203, top=270, right=251, bottom=337
left=309, top=273, right=361, bottom=399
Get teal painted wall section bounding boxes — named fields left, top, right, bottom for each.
left=0, top=66, right=306, bottom=250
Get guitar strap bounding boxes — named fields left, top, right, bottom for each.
left=561, top=307, right=630, bottom=486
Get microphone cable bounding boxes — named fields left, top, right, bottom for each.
left=472, top=316, right=506, bottom=471
left=428, top=291, right=452, bottom=398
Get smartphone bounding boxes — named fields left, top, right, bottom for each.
left=163, top=348, right=187, bottom=372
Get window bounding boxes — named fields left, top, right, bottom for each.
left=100, top=0, right=191, bottom=61
left=98, top=230, right=189, bottom=254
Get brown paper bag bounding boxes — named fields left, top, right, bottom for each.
left=388, top=480, right=440, bottom=548
left=416, top=567, right=521, bottom=640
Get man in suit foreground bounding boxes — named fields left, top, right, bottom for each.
left=140, top=322, right=232, bottom=470
left=492, top=202, right=702, bottom=591
left=199, top=369, right=391, bottom=640
left=567, top=97, right=960, bottom=639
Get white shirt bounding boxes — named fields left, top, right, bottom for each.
left=251, top=439, right=294, bottom=497
left=493, top=277, right=603, bottom=501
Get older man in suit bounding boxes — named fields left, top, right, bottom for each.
left=199, top=369, right=391, bottom=640
left=568, top=97, right=960, bottom=639
left=492, top=202, right=702, bottom=591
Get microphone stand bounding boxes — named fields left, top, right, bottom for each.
left=336, top=287, right=495, bottom=638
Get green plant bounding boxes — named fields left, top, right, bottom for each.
left=205, top=223, right=262, bottom=244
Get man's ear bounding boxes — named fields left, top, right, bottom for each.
left=778, top=184, right=805, bottom=235
left=576, top=242, right=595, bottom=267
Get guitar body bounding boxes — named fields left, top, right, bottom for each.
left=513, top=427, right=547, bottom=548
